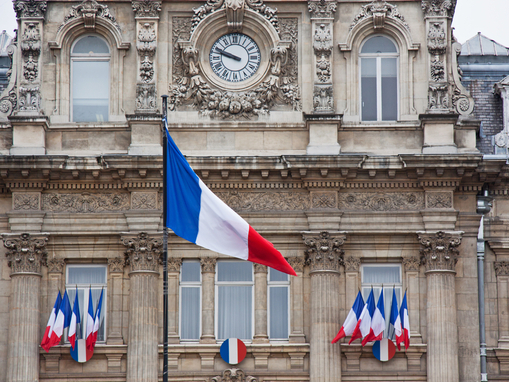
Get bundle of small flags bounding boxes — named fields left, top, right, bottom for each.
left=332, top=287, right=410, bottom=350
left=41, top=288, right=104, bottom=353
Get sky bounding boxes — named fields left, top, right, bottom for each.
left=0, top=0, right=508, bottom=47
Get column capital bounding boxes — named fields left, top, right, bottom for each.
left=3, top=232, right=48, bottom=276
left=421, top=0, right=456, bottom=18
left=344, top=256, right=360, bottom=272
left=495, top=261, right=509, bottom=277
left=200, top=257, right=217, bottom=273
left=121, top=232, right=162, bottom=273
left=131, top=0, right=161, bottom=18
left=308, top=0, right=337, bottom=19
left=168, top=257, right=182, bottom=272
left=302, top=231, right=346, bottom=273
left=108, top=257, right=125, bottom=273
left=403, top=256, right=421, bottom=272
left=287, top=256, right=306, bottom=273
left=417, top=230, right=462, bottom=273
left=14, top=0, right=47, bottom=19
left=254, top=263, right=267, bottom=274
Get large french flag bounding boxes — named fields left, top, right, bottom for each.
left=349, top=289, right=375, bottom=345
left=41, top=291, right=61, bottom=352
left=396, top=291, right=410, bottom=350
left=68, top=290, right=81, bottom=350
left=332, top=291, right=364, bottom=343
left=163, top=119, right=296, bottom=276
left=362, top=287, right=385, bottom=346
left=48, top=290, right=71, bottom=349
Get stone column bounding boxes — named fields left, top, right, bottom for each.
left=167, top=257, right=182, bottom=344
left=200, top=257, right=216, bottom=344
left=3, top=232, right=48, bottom=382
left=122, top=232, right=163, bottom=382
left=253, top=264, right=269, bottom=343
left=107, top=257, right=125, bottom=345
left=303, top=231, right=346, bottom=382
left=418, top=230, right=462, bottom=382
left=288, top=257, right=306, bottom=343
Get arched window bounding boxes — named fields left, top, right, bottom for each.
left=360, top=35, right=398, bottom=121
left=71, top=35, right=110, bottom=122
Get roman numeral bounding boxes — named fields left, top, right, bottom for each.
left=250, top=55, right=259, bottom=60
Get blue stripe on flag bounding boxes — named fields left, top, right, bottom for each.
left=220, top=339, right=230, bottom=363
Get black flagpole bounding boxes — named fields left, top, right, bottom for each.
left=161, top=95, right=169, bottom=382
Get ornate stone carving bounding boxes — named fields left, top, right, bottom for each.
left=13, top=193, right=40, bottom=210
left=313, top=85, right=334, bottom=113
left=212, top=368, right=258, bottom=382
left=421, top=0, right=456, bottom=18
left=451, top=41, right=474, bottom=116
left=339, top=192, right=424, bottom=211
left=427, top=22, right=446, bottom=54
left=350, top=1, right=409, bottom=32
left=201, top=257, right=217, bottom=273
left=131, top=192, right=157, bottom=210
left=430, top=58, right=445, bottom=82
left=132, top=0, right=161, bottom=18
left=122, top=232, right=163, bottom=273
left=0, top=87, right=17, bottom=116
left=403, top=256, right=420, bottom=272
left=316, top=56, right=331, bottom=83
left=59, top=0, right=121, bottom=32
left=3, top=233, right=48, bottom=275
left=20, top=23, right=41, bottom=83
left=494, top=261, right=509, bottom=277
left=47, top=258, right=65, bottom=273
left=287, top=257, right=305, bottom=272
left=418, top=231, right=462, bottom=272
left=216, top=191, right=310, bottom=211
left=225, top=0, right=245, bottom=32
left=311, top=192, right=337, bottom=209
left=42, top=193, right=130, bottom=213
left=108, top=257, right=125, bottom=273
left=426, top=192, right=452, bottom=209
left=136, top=83, right=157, bottom=110
left=168, top=257, right=182, bottom=272
left=428, top=83, right=449, bottom=110
left=254, top=263, right=267, bottom=273
left=18, top=85, right=40, bottom=111
left=171, top=17, right=193, bottom=99
left=302, top=231, right=346, bottom=273
left=313, top=23, right=333, bottom=83
left=13, top=0, right=47, bottom=18
left=137, top=22, right=156, bottom=83
left=344, top=256, right=360, bottom=272
left=308, top=0, right=337, bottom=19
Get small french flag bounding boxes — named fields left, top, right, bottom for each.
left=372, top=338, right=396, bottom=362
left=220, top=338, right=247, bottom=365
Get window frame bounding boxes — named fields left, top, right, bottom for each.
left=215, top=260, right=255, bottom=342
left=267, top=268, right=290, bottom=341
left=359, top=35, right=399, bottom=122
left=179, top=260, right=202, bottom=342
left=65, top=264, right=108, bottom=344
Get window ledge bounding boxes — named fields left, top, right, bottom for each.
left=340, top=121, right=422, bottom=131
left=47, top=122, right=129, bottom=132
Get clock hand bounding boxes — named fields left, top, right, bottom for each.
left=215, top=48, right=241, bottom=61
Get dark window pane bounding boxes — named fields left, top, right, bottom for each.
left=181, top=261, right=201, bottom=282
left=361, top=58, right=377, bottom=121
left=381, top=58, right=397, bottom=120
left=269, top=287, right=288, bottom=339
left=181, top=287, right=200, bottom=340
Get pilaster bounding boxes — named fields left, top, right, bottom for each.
left=107, top=257, right=125, bottom=345
left=287, top=256, right=306, bottom=343
left=167, top=257, right=182, bottom=344
left=402, top=256, right=423, bottom=343
left=253, top=264, right=269, bottom=344
left=200, top=257, right=217, bottom=344
left=494, top=262, right=509, bottom=348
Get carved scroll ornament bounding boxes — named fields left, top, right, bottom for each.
left=302, top=231, right=346, bottom=273
left=59, top=0, right=121, bottom=32
left=212, top=368, right=258, bottom=382
left=3, top=233, right=48, bottom=275
left=350, top=1, right=409, bottom=32
left=418, top=231, right=462, bottom=272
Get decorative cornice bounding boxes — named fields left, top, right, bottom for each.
left=287, top=257, right=305, bottom=273
left=494, top=262, right=509, bottom=277
left=14, top=0, right=47, bottom=19
left=344, top=256, right=360, bottom=272
left=201, top=257, right=217, bottom=273
left=132, top=0, right=161, bottom=18
left=302, top=231, right=346, bottom=273
left=308, top=0, right=337, bottom=19
left=3, top=233, right=48, bottom=275
left=421, top=0, right=456, bottom=18
left=108, top=257, right=125, bottom=273
left=418, top=231, right=462, bottom=273
left=402, top=256, right=420, bottom=272
left=212, top=368, right=258, bottom=382
left=168, top=257, right=182, bottom=272
left=254, top=263, right=268, bottom=273
left=47, top=257, right=64, bottom=274
left=122, top=232, right=163, bottom=273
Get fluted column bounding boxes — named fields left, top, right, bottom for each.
left=418, top=231, right=462, bottom=382
left=288, top=257, right=306, bottom=343
left=200, top=257, right=216, bottom=344
left=3, top=232, right=48, bottom=382
left=253, top=264, right=269, bottom=343
left=303, top=231, right=346, bottom=382
left=122, top=232, right=163, bottom=382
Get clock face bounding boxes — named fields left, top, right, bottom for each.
left=209, top=33, right=261, bottom=83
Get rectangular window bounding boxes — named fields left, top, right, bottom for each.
left=361, top=264, right=402, bottom=338
left=72, top=60, right=109, bottom=122
left=66, top=265, right=107, bottom=342
left=216, top=261, right=253, bottom=340
left=268, top=268, right=289, bottom=340
left=361, top=58, right=377, bottom=121
left=180, top=260, right=201, bottom=341
left=381, top=58, right=398, bottom=121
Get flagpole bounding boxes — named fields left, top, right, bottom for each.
left=161, top=95, right=169, bottom=382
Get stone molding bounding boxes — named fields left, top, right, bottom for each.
left=47, top=257, right=65, bottom=274
left=168, top=257, right=182, bottom=272
left=132, top=0, right=161, bottom=18
left=344, top=256, right=360, bottom=272
left=59, top=0, right=121, bottom=32
left=212, top=368, right=258, bottom=382
left=350, top=0, right=409, bottom=32
left=108, top=257, right=125, bottom=273
left=494, top=262, right=509, bottom=277
left=302, top=231, right=346, bottom=273
left=201, top=257, right=217, bottom=273
left=403, top=256, right=420, bottom=272
left=254, top=263, right=268, bottom=273
left=308, top=0, right=337, bottom=19
left=421, top=0, right=456, bottom=18
left=2, top=233, right=49, bottom=275
left=417, top=231, right=462, bottom=272
left=287, top=256, right=305, bottom=273
left=122, top=232, right=163, bottom=273
left=14, top=0, right=47, bottom=19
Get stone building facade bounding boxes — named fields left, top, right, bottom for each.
left=0, top=0, right=508, bottom=382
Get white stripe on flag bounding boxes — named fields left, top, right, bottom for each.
left=380, top=339, right=388, bottom=361
left=228, top=338, right=238, bottom=364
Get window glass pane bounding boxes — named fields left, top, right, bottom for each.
left=363, top=265, right=400, bottom=284
left=361, top=36, right=397, bottom=53
left=269, top=268, right=288, bottom=282
left=381, top=58, right=397, bottom=120
left=181, top=287, right=200, bottom=340
left=269, top=286, right=288, bottom=339
left=182, top=261, right=201, bottom=282
left=72, top=60, right=109, bottom=122
left=361, top=58, right=377, bottom=121
left=68, top=266, right=106, bottom=284
left=73, top=36, right=109, bottom=54
left=217, top=285, right=252, bottom=339
left=217, top=261, right=252, bottom=282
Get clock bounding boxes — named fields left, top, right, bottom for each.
left=209, top=33, right=261, bottom=83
